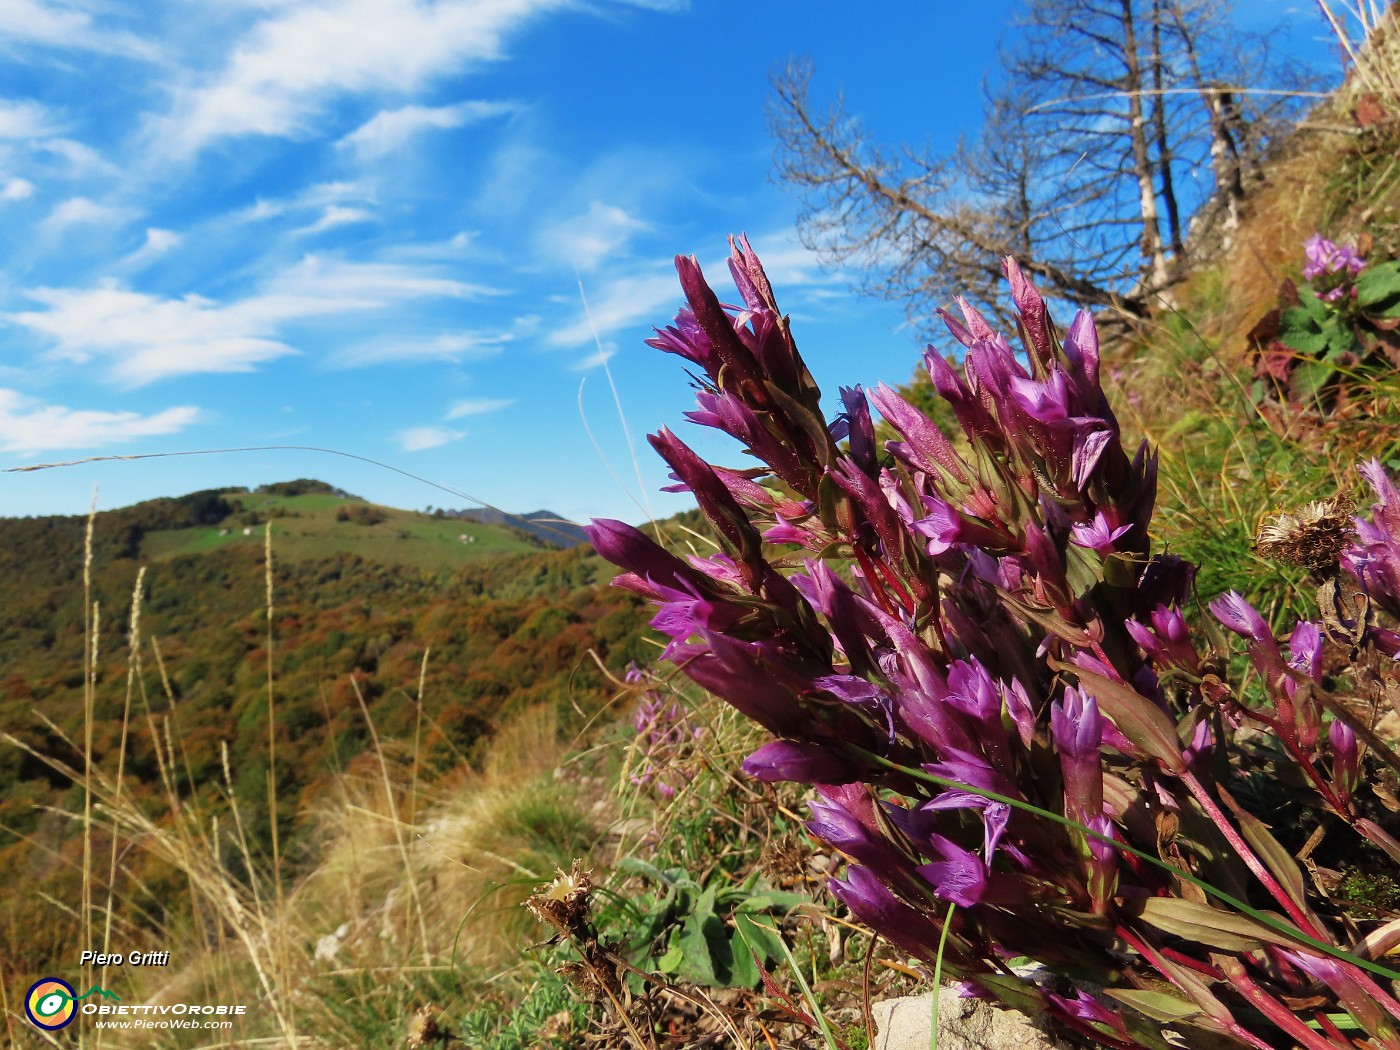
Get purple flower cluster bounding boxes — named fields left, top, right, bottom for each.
left=627, top=665, right=700, bottom=800
left=588, top=238, right=1400, bottom=1049
left=1302, top=234, right=1367, bottom=302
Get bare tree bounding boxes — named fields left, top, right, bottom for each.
left=769, top=0, right=1305, bottom=328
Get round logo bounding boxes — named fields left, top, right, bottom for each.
left=25, top=977, right=77, bottom=1030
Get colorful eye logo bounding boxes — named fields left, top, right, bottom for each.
left=25, top=977, right=77, bottom=1030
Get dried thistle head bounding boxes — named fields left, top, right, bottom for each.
left=406, top=1007, right=452, bottom=1048
left=525, top=860, right=593, bottom=940
left=1255, top=495, right=1355, bottom=571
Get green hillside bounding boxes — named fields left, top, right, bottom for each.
left=138, top=489, right=546, bottom=569
left=0, top=481, right=654, bottom=996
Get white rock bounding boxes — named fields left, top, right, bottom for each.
left=873, top=991, right=1071, bottom=1050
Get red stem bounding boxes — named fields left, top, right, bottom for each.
left=1231, top=969, right=1340, bottom=1050
left=1115, top=927, right=1274, bottom=1050
left=1179, top=768, right=1323, bottom=937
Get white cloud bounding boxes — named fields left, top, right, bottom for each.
left=394, top=425, right=462, bottom=452
left=339, top=99, right=515, bottom=158
left=0, top=388, right=199, bottom=454
left=294, top=205, right=374, bottom=235
left=540, top=201, right=648, bottom=271
left=444, top=396, right=513, bottom=418
left=572, top=346, right=616, bottom=371
left=548, top=270, right=679, bottom=348
left=38, top=138, right=117, bottom=175
left=0, top=98, right=56, bottom=139
left=123, top=227, right=182, bottom=267
left=0, top=0, right=155, bottom=58
left=159, top=0, right=567, bottom=156
left=14, top=283, right=294, bottom=384
left=335, top=330, right=511, bottom=366
left=1, top=175, right=33, bottom=200
left=239, top=180, right=373, bottom=223
left=44, top=196, right=135, bottom=232
left=10, top=257, right=499, bottom=385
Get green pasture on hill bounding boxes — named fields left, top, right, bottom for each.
left=140, top=490, right=541, bottom=570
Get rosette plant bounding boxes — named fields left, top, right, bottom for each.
left=588, top=237, right=1400, bottom=1049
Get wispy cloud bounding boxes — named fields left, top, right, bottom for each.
left=43, top=196, right=136, bottom=232
left=10, top=257, right=500, bottom=385
left=539, top=201, right=648, bottom=271
left=548, top=269, right=679, bottom=348
left=0, top=98, right=57, bottom=139
left=445, top=396, right=514, bottom=418
left=1, top=176, right=34, bottom=201
left=339, top=99, right=516, bottom=158
left=0, top=0, right=157, bottom=59
left=294, top=205, right=374, bottom=236
left=334, top=330, right=513, bottom=366
left=122, top=227, right=182, bottom=268
left=394, top=424, right=463, bottom=452
left=157, top=0, right=566, bottom=156
left=572, top=346, right=616, bottom=371
left=0, top=388, right=199, bottom=454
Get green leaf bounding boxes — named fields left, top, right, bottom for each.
left=734, top=911, right=785, bottom=963
left=1217, top=788, right=1314, bottom=920
left=1137, top=897, right=1305, bottom=952
left=1278, top=306, right=1331, bottom=356
left=1103, top=989, right=1202, bottom=1022
left=1290, top=359, right=1337, bottom=402
left=1357, top=261, right=1400, bottom=309
left=657, top=942, right=684, bottom=974
left=726, top=927, right=760, bottom=989
left=677, top=910, right=726, bottom=986
left=615, top=857, right=689, bottom=887
left=734, top=890, right=808, bottom=913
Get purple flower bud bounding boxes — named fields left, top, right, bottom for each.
left=1051, top=687, right=1104, bottom=827
left=742, top=740, right=862, bottom=784
left=1209, top=591, right=1273, bottom=646
left=1343, top=460, right=1400, bottom=622
left=869, top=382, right=970, bottom=485
left=1330, top=719, right=1361, bottom=806
left=807, top=796, right=905, bottom=879
left=683, top=632, right=809, bottom=735
left=1289, top=621, right=1324, bottom=681
left=587, top=518, right=713, bottom=600
left=838, top=385, right=877, bottom=474
left=1003, top=257, right=1053, bottom=370
left=828, top=866, right=949, bottom=961
left=1126, top=604, right=1200, bottom=674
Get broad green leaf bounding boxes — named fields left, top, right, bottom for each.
left=734, top=911, right=785, bottom=963
left=1217, top=788, right=1314, bottom=921
left=1104, top=988, right=1202, bottom=1022
left=677, top=909, right=727, bottom=986
left=1357, top=261, right=1400, bottom=309
left=1278, top=307, right=1330, bottom=355
left=1137, top=897, right=1304, bottom=952
left=727, top=927, right=760, bottom=988
left=657, top=942, right=684, bottom=974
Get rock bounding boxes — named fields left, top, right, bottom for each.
left=873, top=991, right=1072, bottom=1050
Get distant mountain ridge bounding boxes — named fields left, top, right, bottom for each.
left=450, top=507, right=589, bottom=548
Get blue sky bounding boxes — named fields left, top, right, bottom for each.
left=0, top=0, right=1332, bottom=524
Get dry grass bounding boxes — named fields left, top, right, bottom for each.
left=2, top=519, right=613, bottom=1049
